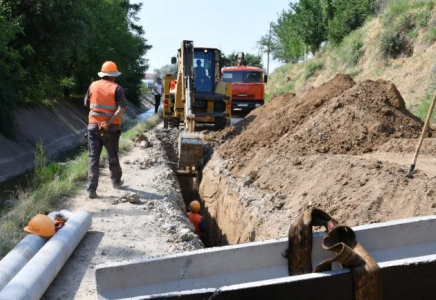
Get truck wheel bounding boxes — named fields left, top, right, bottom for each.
left=163, top=118, right=168, bottom=129
left=215, top=117, right=227, bottom=130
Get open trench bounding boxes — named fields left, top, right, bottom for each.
left=159, top=127, right=261, bottom=248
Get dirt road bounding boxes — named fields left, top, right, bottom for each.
left=42, top=126, right=202, bottom=300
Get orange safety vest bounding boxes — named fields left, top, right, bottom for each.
left=88, top=79, right=121, bottom=125
left=187, top=212, right=204, bottom=238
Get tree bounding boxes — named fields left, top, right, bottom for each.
left=323, top=0, right=377, bottom=44
left=73, top=0, right=151, bottom=107
left=257, top=0, right=377, bottom=64
left=290, top=0, right=327, bottom=54
left=153, top=64, right=177, bottom=81
left=0, top=0, right=152, bottom=138
left=223, top=52, right=264, bottom=69
left=0, top=2, right=22, bottom=138
left=2, top=0, right=92, bottom=103
left=266, top=9, right=306, bottom=63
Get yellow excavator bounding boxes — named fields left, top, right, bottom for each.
left=163, top=40, right=232, bottom=177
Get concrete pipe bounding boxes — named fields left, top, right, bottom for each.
left=0, top=211, right=92, bottom=300
left=0, top=210, right=68, bottom=290
left=0, top=234, right=47, bottom=291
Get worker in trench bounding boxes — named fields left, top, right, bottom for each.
left=84, top=61, right=126, bottom=199
left=187, top=200, right=206, bottom=243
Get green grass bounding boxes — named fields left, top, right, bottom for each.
left=424, top=25, right=436, bottom=45
left=265, top=72, right=302, bottom=101
left=379, top=0, right=436, bottom=59
left=413, top=85, right=436, bottom=124
left=305, top=60, right=325, bottom=80
left=338, top=30, right=365, bottom=67
left=0, top=114, right=162, bottom=259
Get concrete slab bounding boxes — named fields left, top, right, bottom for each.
left=95, top=215, right=436, bottom=300
left=0, top=102, right=87, bottom=183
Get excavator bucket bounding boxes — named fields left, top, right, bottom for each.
left=177, top=133, right=203, bottom=177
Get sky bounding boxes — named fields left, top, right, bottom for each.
left=132, top=0, right=291, bottom=75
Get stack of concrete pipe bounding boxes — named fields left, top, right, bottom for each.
left=0, top=210, right=92, bottom=300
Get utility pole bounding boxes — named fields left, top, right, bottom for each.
left=267, top=22, right=272, bottom=75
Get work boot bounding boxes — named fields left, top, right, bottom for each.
left=112, top=179, right=124, bottom=189
left=88, top=190, right=97, bottom=199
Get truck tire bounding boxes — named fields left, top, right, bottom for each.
left=163, top=118, right=168, bottom=129
left=214, top=117, right=227, bottom=130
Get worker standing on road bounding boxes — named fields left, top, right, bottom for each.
left=153, top=78, right=163, bottom=114
left=187, top=200, right=206, bottom=241
left=84, top=61, right=126, bottom=199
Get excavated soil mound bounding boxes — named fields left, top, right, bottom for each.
left=200, top=74, right=436, bottom=246
left=215, top=74, right=423, bottom=162
left=376, top=137, right=436, bottom=154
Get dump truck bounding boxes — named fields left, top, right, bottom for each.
left=162, top=40, right=232, bottom=178
left=221, top=52, right=267, bottom=115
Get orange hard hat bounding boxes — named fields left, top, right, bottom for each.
left=189, top=201, right=201, bottom=213
left=24, top=214, right=55, bottom=238
left=98, top=61, right=121, bottom=78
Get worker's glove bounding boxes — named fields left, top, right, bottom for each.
left=99, top=122, right=109, bottom=136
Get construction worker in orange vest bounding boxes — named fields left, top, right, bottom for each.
left=187, top=200, right=206, bottom=241
left=84, top=61, right=126, bottom=199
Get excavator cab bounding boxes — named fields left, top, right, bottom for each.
left=193, top=51, right=213, bottom=92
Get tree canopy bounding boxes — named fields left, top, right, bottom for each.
left=258, top=0, right=377, bottom=63
left=0, top=0, right=151, bottom=139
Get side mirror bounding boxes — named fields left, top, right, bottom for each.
left=264, top=74, right=268, bottom=83
left=171, top=57, right=177, bottom=64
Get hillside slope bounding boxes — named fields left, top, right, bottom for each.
left=267, top=2, right=436, bottom=123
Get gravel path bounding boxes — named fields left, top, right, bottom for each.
left=43, top=126, right=203, bottom=300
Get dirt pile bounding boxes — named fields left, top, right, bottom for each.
left=216, top=74, right=423, bottom=160
left=200, top=74, right=436, bottom=246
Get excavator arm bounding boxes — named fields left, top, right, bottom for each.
left=179, top=41, right=196, bottom=133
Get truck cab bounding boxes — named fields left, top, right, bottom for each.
left=221, top=55, right=267, bottom=115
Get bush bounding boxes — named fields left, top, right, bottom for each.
left=379, top=0, right=436, bottom=59
left=326, top=0, right=376, bottom=45
left=414, top=85, right=436, bottom=124
left=415, top=10, right=431, bottom=28
left=305, top=61, right=325, bottom=79
left=339, top=30, right=365, bottom=66
left=380, top=30, right=413, bottom=59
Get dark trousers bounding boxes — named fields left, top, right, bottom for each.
left=87, top=124, right=122, bottom=192
left=154, top=94, right=161, bottom=113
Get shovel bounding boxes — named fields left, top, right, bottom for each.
left=406, top=89, right=436, bottom=178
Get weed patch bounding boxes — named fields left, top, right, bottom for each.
left=424, top=24, right=436, bottom=45
left=305, top=61, right=325, bottom=80
left=414, top=85, right=436, bottom=123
